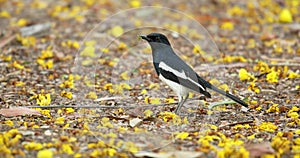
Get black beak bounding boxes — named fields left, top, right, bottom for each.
left=140, top=35, right=150, bottom=42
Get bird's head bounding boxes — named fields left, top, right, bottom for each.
left=140, top=33, right=171, bottom=46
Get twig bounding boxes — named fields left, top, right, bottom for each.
left=208, top=98, right=248, bottom=110
left=151, top=141, right=173, bottom=152
left=0, top=34, right=16, bottom=49
left=268, top=63, right=300, bottom=67
left=93, top=96, right=129, bottom=102
left=218, top=120, right=254, bottom=129
left=26, top=102, right=177, bottom=109
left=195, top=63, right=248, bottom=71
left=261, top=55, right=300, bottom=66
left=260, top=89, right=278, bottom=94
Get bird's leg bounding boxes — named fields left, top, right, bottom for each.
left=174, top=94, right=189, bottom=114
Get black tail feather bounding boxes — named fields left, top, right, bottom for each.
left=206, top=82, right=249, bottom=108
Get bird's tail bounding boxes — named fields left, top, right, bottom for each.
left=206, top=82, right=249, bottom=109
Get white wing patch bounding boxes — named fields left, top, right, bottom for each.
left=158, top=62, right=205, bottom=91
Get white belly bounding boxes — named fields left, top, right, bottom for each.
left=159, top=75, right=190, bottom=97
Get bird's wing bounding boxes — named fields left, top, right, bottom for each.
left=158, top=61, right=211, bottom=98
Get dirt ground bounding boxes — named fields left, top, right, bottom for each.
left=0, top=0, right=299, bottom=157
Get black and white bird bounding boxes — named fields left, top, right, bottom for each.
left=140, top=33, right=248, bottom=114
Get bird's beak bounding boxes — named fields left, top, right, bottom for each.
left=140, top=35, right=150, bottom=42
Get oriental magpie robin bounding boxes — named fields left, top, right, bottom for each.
left=140, top=33, right=249, bottom=114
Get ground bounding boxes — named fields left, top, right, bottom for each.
left=0, top=0, right=299, bottom=158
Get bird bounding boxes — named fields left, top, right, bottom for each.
left=140, top=32, right=249, bottom=114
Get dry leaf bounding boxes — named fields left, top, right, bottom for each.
left=129, top=118, right=143, bottom=128
left=245, top=143, right=275, bottom=157
left=0, top=107, right=41, bottom=117
left=134, top=151, right=203, bottom=158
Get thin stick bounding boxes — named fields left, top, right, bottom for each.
left=26, top=102, right=177, bottom=109
left=0, top=34, right=16, bottom=48
left=151, top=141, right=173, bottom=152
left=218, top=120, right=254, bottom=129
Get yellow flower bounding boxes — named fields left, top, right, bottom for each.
left=16, top=34, right=36, bottom=47
left=12, top=61, right=24, bottom=69
left=140, top=89, right=147, bottom=95
left=15, top=81, right=25, bottom=87
left=144, top=97, right=161, bottom=104
left=219, top=84, right=229, bottom=92
left=100, top=117, right=113, bottom=128
left=124, top=141, right=139, bottom=153
left=259, top=122, right=277, bottom=132
left=248, top=82, right=260, bottom=93
left=103, top=83, right=113, bottom=91
left=61, top=144, right=74, bottom=155
left=34, top=93, right=51, bottom=106
left=209, top=78, right=220, bottom=85
left=247, top=39, right=256, bottom=49
left=40, top=49, right=53, bottom=59
left=130, top=0, right=141, bottom=7
left=215, top=55, right=247, bottom=63
left=164, top=98, right=175, bottom=103
left=60, top=91, right=73, bottom=99
left=104, top=148, right=116, bottom=156
left=267, top=104, right=279, bottom=113
left=159, top=112, right=182, bottom=124
left=118, top=42, right=127, bottom=50
left=24, top=142, right=43, bottom=150
left=253, top=61, right=270, bottom=74
left=227, top=6, right=244, bottom=16
left=233, top=124, right=250, bottom=129
left=144, top=96, right=150, bottom=104
left=85, top=91, right=97, bottom=99
left=175, top=132, right=189, bottom=140
left=287, top=111, right=299, bottom=119
left=31, top=0, right=48, bottom=9
left=16, top=18, right=28, bottom=26
left=80, top=46, right=96, bottom=57
left=279, top=8, right=293, bottom=23
left=0, top=10, right=11, bottom=18
left=271, top=136, right=291, bottom=154
left=101, top=48, right=109, bottom=53
left=143, top=110, right=153, bottom=118
left=37, top=149, right=53, bottom=158
left=291, top=106, right=299, bottom=112
left=35, top=109, right=51, bottom=117
left=109, top=26, right=124, bottom=37
left=247, top=134, right=256, bottom=140
left=120, top=71, right=130, bottom=80
left=0, top=55, right=12, bottom=61
left=193, top=44, right=206, bottom=55
left=37, top=59, right=53, bottom=69
left=148, top=83, right=160, bottom=89
left=55, top=117, right=65, bottom=125
left=183, top=117, right=189, bottom=124
left=221, top=22, right=234, bottom=30
left=256, top=106, right=262, bottom=111
left=266, top=69, right=279, bottom=83
left=65, top=108, right=74, bottom=114
left=288, top=71, right=300, bottom=79
left=239, top=68, right=255, bottom=81
left=60, top=75, right=74, bottom=89
left=4, top=120, right=14, bottom=126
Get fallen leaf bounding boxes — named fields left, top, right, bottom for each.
left=134, top=151, right=203, bottom=158
left=245, top=143, right=275, bottom=157
left=129, top=118, right=143, bottom=128
left=0, top=107, right=41, bottom=117
left=0, top=34, right=16, bottom=49
left=134, top=151, right=173, bottom=158
left=173, top=151, right=203, bottom=158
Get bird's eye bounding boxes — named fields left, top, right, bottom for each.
left=156, top=37, right=160, bottom=41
